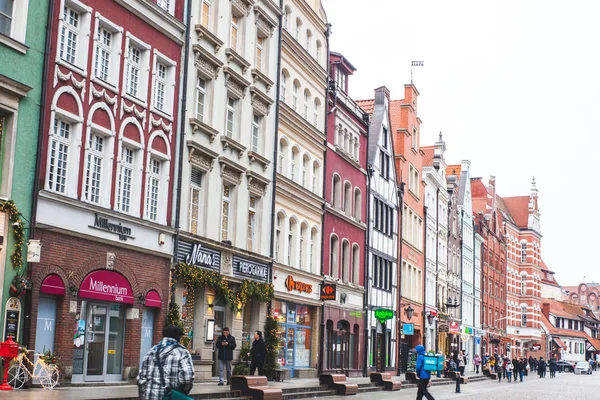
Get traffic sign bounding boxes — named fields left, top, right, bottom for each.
left=320, top=283, right=337, bottom=301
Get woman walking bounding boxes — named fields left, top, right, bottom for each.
left=506, top=359, right=514, bottom=382
left=474, top=354, right=481, bottom=374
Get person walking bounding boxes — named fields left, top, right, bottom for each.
left=537, top=357, right=546, bottom=378
left=496, top=359, right=503, bottom=382
left=458, top=351, right=466, bottom=376
left=416, top=345, right=435, bottom=400
left=549, top=357, right=557, bottom=378
left=216, top=327, right=237, bottom=385
left=138, top=325, right=195, bottom=400
left=473, top=354, right=481, bottom=374
left=506, top=359, right=514, bottom=382
left=512, top=357, right=520, bottom=383
left=450, top=356, right=461, bottom=393
left=250, top=330, right=267, bottom=376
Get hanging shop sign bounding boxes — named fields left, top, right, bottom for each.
left=285, top=275, right=313, bottom=294
left=90, top=213, right=134, bottom=241
left=233, top=256, right=269, bottom=282
left=438, top=324, right=450, bottom=333
left=320, top=283, right=337, bottom=301
left=530, top=344, right=542, bottom=351
left=463, top=327, right=473, bottom=335
left=449, top=322, right=460, bottom=334
left=375, top=308, right=394, bottom=324
left=402, top=323, right=415, bottom=335
left=3, top=297, right=21, bottom=341
left=177, top=241, right=221, bottom=271
left=474, top=336, right=481, bottom=345
left=79, top=270, right=134, bottom=304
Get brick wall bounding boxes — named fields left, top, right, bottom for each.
left=29, top=229, right=170, bottom=381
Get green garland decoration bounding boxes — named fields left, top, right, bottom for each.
left=0, top=200, right=25, bottom=271
left=173, top=263, right=274, bottom=312
left=263, top=314, right=279, bottom=380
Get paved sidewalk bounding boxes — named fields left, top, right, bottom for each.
left=0, top=372, right=485, bottom=399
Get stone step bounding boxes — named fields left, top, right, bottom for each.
left=283, top=389, right=338, bottom=400
left=193, top=391, right=244, bottom=399
left=357, top=386, right=384, bottom=393
left=281, top=385, right=329, bottom=394
left=358, top=383, right=379, bottom=388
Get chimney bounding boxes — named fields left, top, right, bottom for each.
left=374, top=86, right=390, bottom=101
left=461, top=159, right=471, bottom=172
left=489, top=175, right=496, bottom=209
left=542, top=303, right=550, bottom=319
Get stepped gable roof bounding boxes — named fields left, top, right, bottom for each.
left=421, top=146, right=434, bottom=167
left=503, top=196, right=530, bottom=229
left=356, top=99, right=374, bottom=114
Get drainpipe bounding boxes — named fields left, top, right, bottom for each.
left=459, top=209, right=464, bottom=352
left=171, top=0, right=193, bottom=305
left=25, top=0, right=56, bottom=348
left=435, top=188, right=439, bottom=353
left=423, top=206, right=428, bottom=347
left=317, top=21, right=332, bottom=377
left=363, top=167, right=372, bottom=376
left=473, top=217, right=477, bottom=358
left=396, top=182, right=405, bottom=375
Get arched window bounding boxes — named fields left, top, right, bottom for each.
left=310, top=227, right=318, bottom=273
left=330, top=235, right=339, bottom=279
left=280, top=69, right=289, bottom=102
left=341, top=240, right=350, bottom=282
left=316, top=40, right=322, bottom=63
left=283, top=6, right=291, bottom=31
left=354, top=188, right=362, bottom=221
left=295, top=18, right=302, bottom=41
left=312, top=161, right=320, bottom=194
left=291, top=146, right=299, bottom=181
left=313, top=98, right=320, bottom=127
left=305, top=29, right=312, bottom=52
left=303, top=89, right=311, bottom=119
left=521, top=274, right=527, bottom=295
left=343, top=181, right=352, bottom=214
left=302, top=153, right=310, bottom=187
left=299, top=223, right=307, bottom=269
left=288, top=218, right=297, bottom=267
left=352, top=244, right=360, bottom=284
left=292, top=80, right=300, bottom=111
left=275, top=212, right=284, bottom=262
left=278, top=138, right=288, bottom=175
left=337, top=124, right=344, bottom=147
left=332, top=174, right=341, bottom=208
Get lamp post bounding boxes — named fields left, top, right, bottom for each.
left=405, top=305, right=414, bottom=320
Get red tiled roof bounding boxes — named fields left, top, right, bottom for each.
left=446, top=164, right=461, bottom=177
left=470, top=178, right=488, bottom=198
left=472, top=198, right=488, bottom=214
left=421, top=146, right=434, bottom=166
left=585, top=333, right=600, bottom=351
left=356, top=99, right=374, bottom=114
left=503, top=196, right=530, bottom=228
left=553, top=337, right=567, bottom=349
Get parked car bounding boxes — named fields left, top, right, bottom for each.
left=556, top=360, right=575, bottom=372
left=575, top=361, right=592, bottom=375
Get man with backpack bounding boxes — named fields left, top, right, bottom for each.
left=416, top=345, right=435, bottom=400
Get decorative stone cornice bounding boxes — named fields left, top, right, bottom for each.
left=189, top=117, right=219, bottom=143
left=193, top=44, right=224, bottom=79
left=187, top=141, right=219, bottom=172
left=247, top=151, right=270, bottom=172
left=225, top=48, right=251, bottom=74
left=249, top=86, right=273, bottom=117
left=223, top=66, right=251, bottom=99
left=220, top=135, right=247, bottom=159
left=195, top=24, right=224, bottom=53
left=219, top=156, right=246, bottom=185
left=254, top=5, right=278, bottom=37
left=251, top=68, right=274, bottom=92
left=0, top=73, right=32, bottom=98
left=246, top=170, right=270, bottom=197
left=231, top=0, right=255, bottom=17
left=259, top=0, right=282, bottom=16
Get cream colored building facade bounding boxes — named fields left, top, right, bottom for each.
left=175, top=0, right=282, bottom=380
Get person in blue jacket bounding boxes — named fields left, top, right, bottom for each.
left=416, top=345, right=435, bottom=400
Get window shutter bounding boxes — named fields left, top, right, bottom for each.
left=191, top=168, right=203, bottom=186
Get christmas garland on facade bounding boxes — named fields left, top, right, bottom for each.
left=0, top=200, right=25, bottom=271
left=173, top=262, right=274, bottom=312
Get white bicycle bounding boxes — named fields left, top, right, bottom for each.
left=7, top=350, right=59, bottom=390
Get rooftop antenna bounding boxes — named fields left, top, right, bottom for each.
left=411, top=61, right=424, bottom=84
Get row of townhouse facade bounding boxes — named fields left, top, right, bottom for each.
left=0, top=0, right=557, bottom=384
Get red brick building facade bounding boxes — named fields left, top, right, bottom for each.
left=29, top=0, right=184, bottom=383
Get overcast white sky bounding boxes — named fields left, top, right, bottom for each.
left=322, top=0, right=600, bottom=286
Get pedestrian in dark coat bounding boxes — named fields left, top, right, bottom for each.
left=250, top=330, right=267, bottom=376
left=537, top=357, right=546, bottom=378
left=512, top=357, right=521, bottom=383
left=549, top=358, right=557, bottom=378
left=216, top=327, right=237, bottom=385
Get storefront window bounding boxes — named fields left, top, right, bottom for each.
left=272, top=300, right=287, bottom=324
left=274, top=301, right=312, bottom=376
left=296, top=306, right=311, bottom=325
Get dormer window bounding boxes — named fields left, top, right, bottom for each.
left=336, top=68, right=347, bottom=92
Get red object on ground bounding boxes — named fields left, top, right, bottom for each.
left=0, top=337, right=19, bottom=390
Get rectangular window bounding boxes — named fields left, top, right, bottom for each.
left=189, top=168, right=203, bottom=235
left=248, top=196, right=256, bottom=251
left=117, top=147, right=134, bottom=213
left=125, top=45, right=141, bottom=98
left=94, top=27, right=112, bottom=81
left=146, top=159, right=161, bottom=222
left=195, top=77, right=206, bottom=121
left=382, top=127, right=388, bottom=149
left=221, top=185, right=231, bottom=241
left=230, top=14, right=239, bottom=51
left=255, top=36, right=263, bottom=71
left=84, top=134, right=103, bottom=204
left=201, top=0, right=210, bottom=28
left=60, top=6, right=80, bottom=64
left=154, top=62, right=167, bottom=111
left=48, top=118, right=71, bottom=194
left=251, top=115, right=260, bottom=153
left=521, top=243, right=527, bottom=263
left=0, top=0, right=14, bottom=36
left=412, top=127, right=417, bottom=150
left=226, top=97, right=235, bottom=137
left=157, top=0, right=171, bottom=12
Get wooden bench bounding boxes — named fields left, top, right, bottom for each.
left=319, top=374, right=358, bottom=395
left=230, top=376, right=282, bottom=400
left=404, top=371, right=420, bottom=383
left=369, top=372, right=401, bottom=391
left=446, top=371, right=459, bottom=379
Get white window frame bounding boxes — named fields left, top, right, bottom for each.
left=225, top=96, right=237, bottom=138
left=200, top=0, right=211, bottom=29
left=280, top=71, right=287, bottom=102
left=221, top=184, right=232, bottom=242
left=115, top=134, right=143, bottom=216
left=156, top=0, right=174, bottom=15
left=230, top=13, right=239, bottom=51
left=122, top=33, right=151, bottom=107
left=251, top=114, right=260, bottom=153
left=292, top=81, right=299, bottom=111
left=144, top=146, right=170, bottom=224
left=47, top=117, right=73, bottom=196
left=57, top=0, right=92, bottom=74
left=313, top=99, right=319, bottom=127
left=188, top=168, right=203, bottom=235
left=116, top=147, right=135, bottom=214
left=83, top=124, right=114, bottom=207
left=91, top=14, right=123, bottom=89
left=255, top=35, right=264, bottom=71
left=303, top=90, right=309, bottom=119
left=151, top=49, right=177, bottom=119
left=195, top=77, right=207, bottom=122
left=248, top=196, right=257, bottom=252
left=0, top=0, right=30, bottom=50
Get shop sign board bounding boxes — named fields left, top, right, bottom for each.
left=3, top=297, right=21, bottom=340
left=403, top=323, right=414, bottom=335
left=178, top=241, right=221, bottom=271
left=90, top=213, right=134, bottom=241
left=438, top=324, right=450, bottom=333
left=79, top=270, right=134, bottom=304
left=320, top=283, right=337, bottom=301
left=285, top=275, right=313, bottom=294
left=233, top=256, right=269, bottom=282
left=449, top=322, right=460, bottom=334
left=375, top=308, right=394, bottom=324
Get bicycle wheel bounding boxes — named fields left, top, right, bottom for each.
left=7, top=363, right=28, bottom=389
left=39, top=365, right=59, bottom=390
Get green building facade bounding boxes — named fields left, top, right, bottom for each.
left=0, top=0, right=49, bottom=342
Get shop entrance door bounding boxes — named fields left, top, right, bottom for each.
left=212, top=306, right=226, bottom=378
left=84, top=303, right=125, bottom=381
left=375, top=333, right=384, bottom=372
